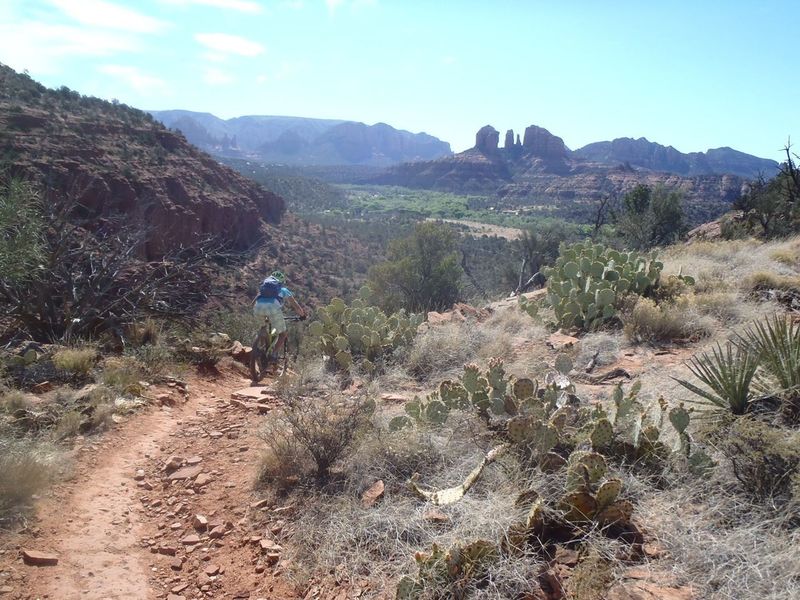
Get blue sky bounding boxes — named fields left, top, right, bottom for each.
left=0, top=0, right=796, bottom=159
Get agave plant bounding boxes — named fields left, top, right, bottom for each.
left=674, top=342, right=760, bottom=415
left=736, top=314, right=800, bottom=396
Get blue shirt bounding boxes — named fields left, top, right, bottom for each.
left=257, top=287, right=293, bottom=305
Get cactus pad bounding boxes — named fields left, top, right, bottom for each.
left=595, top=478, right=623, bottom=508
left=669, top=404, right=690, bottom=434
left=595, top=499, right=633, bottom=526
left=590, top=418, right=614, bottom=449
left=513, top=377, right=536, bottom=400
left=539, top=451, right=567, bottom=473
left=560, top=491, right=598, bottom=522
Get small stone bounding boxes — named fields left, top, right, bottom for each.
left=209, top=431, right=224, bottom=439
left=163, top=456, right=184, bottom=472
left=168, top=465, right=204, bottom=481
left=554, top=546, right=579, bottom=567
left=259, top=539, right=282, bottom=553
left=158, top=545, right=178, bottom=556
left=196, top=572, right=212, bottom=587
left=193, top=515, right=208, bottom=531
left=204, top=564, right=220, bottom=576
left=186, top=456, right=203, bottom=465
left=0, top=586, right=13, bottom=595
left=170, top=557, right=184, bottom=570
left=254, top=565, right=265, bottom=574
left=171, top=583, right=189, bottom=593
left=194, top=473, right=213, bottom=487
left=422, top=509, right=450, bottom=524
left=265, top=552, right=281, bottom=565
left=167, top=595, right=185, bottom=600
left=134, top=471, right=145, bottom=482
left=361, top=480, right=385, bottom=508
left=208, top=525, right=225, bottom=539
left=180, top=534, right=201, bottom=545
left=249, top=499, right=269, bottom=510
left=21, top=549, right=59, bottom=566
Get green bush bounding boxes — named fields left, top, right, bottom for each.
left=367, top=221, right=463, bottom=312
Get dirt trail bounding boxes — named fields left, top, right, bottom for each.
left=0, top=366, right=299, bottom=600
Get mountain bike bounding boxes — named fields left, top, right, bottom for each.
left=249, top=314, right=304, bottom=382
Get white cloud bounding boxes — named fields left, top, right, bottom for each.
left=203, top=67, right=234, bottom=85
left=280, top=0, right=305, bottom=8
left=160, top=0, right=263, bottom=14
left=0, top=21, right=140, bottom=74
left=98, top=64, right=170, bottom=95
left=45, top=0, right=168, bottom=33
left=325, top=0, right=376, bottom=14
left=202, top=51, right=228, bottom=63
left=194, top=32, right=264, bottom=56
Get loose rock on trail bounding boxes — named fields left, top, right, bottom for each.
left=0, top=368, right=299, bottom=600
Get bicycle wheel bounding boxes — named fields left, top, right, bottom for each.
left=249, top=325, right=273, bottom=382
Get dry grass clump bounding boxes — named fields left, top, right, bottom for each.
left=52, top=347, right=97, bottom=375
left=623, top=297, right=714, bottom=344
left=100, top=356, right=145, bottom=395
left=743, top=271, right=800, bottom=294
left=1, top=389, right=32, bottom=413
left=717, top=417, right=800, bottom=507
left=0, top=436, right=58, bottom=517
left=404, top=321, right=484, bottom=382
left=638, top=482, right=800, bottom=600
left=692, top=290, right=744, bottom=324
left=476, top=308, right=547, bottom=364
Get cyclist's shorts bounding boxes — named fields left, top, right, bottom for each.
left=253, top=299, right=287, bottom=334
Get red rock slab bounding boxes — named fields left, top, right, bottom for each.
left=361, top=480, right=385, bottom=508
left=21, top=549, right=59, bottom=566
left=167, top=465, right=204, bottom=481
left=546, top=332, right=579, bottom=350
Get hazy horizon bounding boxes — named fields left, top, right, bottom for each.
left=1, top=1, right=796, bottom=160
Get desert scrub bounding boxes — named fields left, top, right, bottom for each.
left=404, top=321, right=486, bottom=382
left=0, top=436, right=58, bottom=516
left=52, top=347, right=97, bottom=376
left=207, top=309, right=262, bottom=346
left=623, top=297, right=714, bottom=344
left=1, top=389, right=32, bottom=413
left=718, top=417, right=800, bottom=508
left=743, top=271, right=800, bottom=294
left=259, top=394, right=374, bottom=481
left=100, top=357, right=145, bottom=395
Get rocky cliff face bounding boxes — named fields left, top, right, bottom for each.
left=150, top=110, right=452, bottom=167
left=574, top=137, right=778, bottom=179
left=0, top=64, right=284, bottom=259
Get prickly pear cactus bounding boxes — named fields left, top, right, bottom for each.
left=307, top=288, right=423, bottom=371
left=543, top=240, right=665, bottom=331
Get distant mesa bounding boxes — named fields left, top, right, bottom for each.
left=149, top=110, right=452, bottom=167
left=371, top=122, right=778, bottom=212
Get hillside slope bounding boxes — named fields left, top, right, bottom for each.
left=0, top=64, right=285, bottom=259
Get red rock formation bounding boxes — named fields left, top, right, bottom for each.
left=0, top=64, right=284, bottom=259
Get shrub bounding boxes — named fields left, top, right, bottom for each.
left=367, top=221, right=463, bottom=312
left=404, top=321, right=481, bottom=382
left=623, top=297, right=713, bottom=343
left=719, top=418, right=800, bottom=507
left=52, top=348, right=97, bottom=375
left=130, top=344, right=175, bottom=377
left=100, top=357, right=145, bottom=395
left=259, top=394, right=374, bottom=480
left=0, top=437, right=57, bottom=515
left=743, top=271, right=800, bottom=294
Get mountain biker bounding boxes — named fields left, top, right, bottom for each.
left=253, top=270, right=307, bottom=361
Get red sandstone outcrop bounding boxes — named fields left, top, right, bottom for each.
left=0, top=64, right=284, bottom=259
